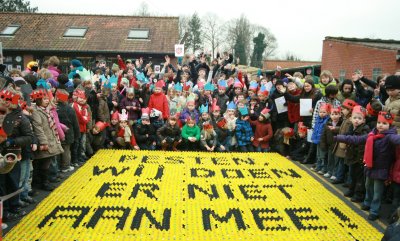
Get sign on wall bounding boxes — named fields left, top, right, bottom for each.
left=5, top=150, right=383, bottom=240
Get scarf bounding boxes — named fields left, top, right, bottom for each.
left=363, top=131, right=385, bottom=168
left=39, top=106, right=61, bottom=143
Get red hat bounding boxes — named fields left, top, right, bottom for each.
left=141, top=107, right=150, bottom=119
left=212, top=99, right=220, bottom=112
left=55, top=89, right=69, bottom=102
left=366, top=101, right=382, bottom=116
left=111, top=111, right=120, bottom=120
left=30, top=89, right=47, bottom=100
left=352, top=105, right=366, bottom=117
left=234, top=80, right=243, bottom=89
left=216, top=118, right=227, bottom=128
left=260, top=108, right=271, bottom=119
left=186, top=116, right=195, bottom=123
left=183, top=82, right=191, bottom=91
left=74, top=89, right=86, bottom=100
left=155, top=80, right=165, bottom=89
left=298, top=122, right=308, bottom=134
left=94, top=121, right=109, bottom=132
left=202, top=121, right=213, bottom=130
left=319, top=103, right=332, bottom=113
left=342, top=99, right=357, bottom=110
left=0, top=89, right=20, bottom=106
left=331, top=106, right=341, bottom=114
left=282, top=127, right=295, bottom=138
left=377, top=111, right=394, bottom=125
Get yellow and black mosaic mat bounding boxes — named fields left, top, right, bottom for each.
left=5, top=150, right=383, bottom=240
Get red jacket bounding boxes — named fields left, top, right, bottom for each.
left=148, top=92, right=170, bottom=120
left=72, top=102, right=90, bottom=133
left=287, top=89, right=302, bottom=124
left=249, top=120, right=273, bottom=149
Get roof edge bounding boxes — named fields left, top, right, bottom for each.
left=325, top=36, right=400, bottom=45
left=0, top=11, right=179, bottom=20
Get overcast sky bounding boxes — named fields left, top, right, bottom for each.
left=29, top=0, right=400, bottom=61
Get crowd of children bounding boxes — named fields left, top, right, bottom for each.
left=1, top=54, right=400, bottom=230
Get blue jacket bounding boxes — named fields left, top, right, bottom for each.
left=235, top=119, right=253, bottom=146
left=336, top=127, right=400, bottom=180
left=311, top=115, right=329, bottom=144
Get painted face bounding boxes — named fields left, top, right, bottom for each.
left=376, top=121, right=390, bottom=133
left=351, top=113, right=365, bottom=127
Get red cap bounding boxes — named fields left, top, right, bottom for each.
left=30, top=89, right=47, bottom=100
left=202, top=121, right=213, bottom=130
left=377, top=111, right=394, bottom=125
left=95, top=121, right=109, bottom=132
left=155, top=80, right=165, bottom=89
left=74, top=89, right=86, bottom=100
left=0, top=89, right=20, bottom=105
left=212, top=99, right=220, bottom=112
left=366, top=102, right=381, bottom=116
left=331, top=106, right=341, bottom=114
left=352, top=105, right=366, bottom=117
left=342, top=99, right=357, bottom=110
left=298, top=122, right=308, bottom=134
left=319, top=103, right=332, bottom=113
left=55, top=89, right=69, bottom=102
left=111, top=111, right=120, bottom=120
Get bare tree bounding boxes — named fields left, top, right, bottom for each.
left=134, top=2, right=150, bottom=16
left=202, top=13, right=224, bottom=58
left=179, top=15, right=190, bottom=43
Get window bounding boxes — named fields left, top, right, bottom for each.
left=339, top=70, right=346, bottom=83
left=0, top=25, right=20, bottom=36
left=128, top=29, right=149, bottom=39
left=64, top=27, right=87, bottom=37
left=372, top=68, right=382, bottom=82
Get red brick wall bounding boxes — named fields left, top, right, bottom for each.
left=322, top=40, right=400, bottom=80
left=263, top=60, right=321, bottom=70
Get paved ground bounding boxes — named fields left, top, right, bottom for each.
left=2, top=155, right=392, bottom=237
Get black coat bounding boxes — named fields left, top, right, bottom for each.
left=4, top=108, right=33, bottom=159
left=157, top=122, right=181, bottom=143
left=57, top=102, right=81, bottom=145
left=134, top=123, right=157, bottom=146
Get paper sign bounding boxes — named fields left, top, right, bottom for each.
left=300, top=99, right=312, bottom=116
left=154, top=65, right=161, bottom=74
left=175, top=44, right=184, bottom=57
left=274, top=96, right=287, bottom=114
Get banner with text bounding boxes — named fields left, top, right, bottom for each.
left=5, top=150, right=382, bottom=240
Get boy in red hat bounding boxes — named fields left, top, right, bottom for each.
left=341, top=105, right=370, bottom=203
left=331, top=99, right=358, bottom=184
left=148, top=80, right=170, bottom=121
left=157, top=116, right=181, bottom=151
left=133, top=108, right=157, bottom=150
left=91, top=121, right=109, bottom=152
left=71, top=89, right=90, bottom=166
left=336, top=111, right=400, bottom=221
left=249, top=108, right=273, bottom=152
left=55, top=89, right=80, bottom=173
left=105, top=111, right=120, bottom=148
left=200, top=121, right=218, bottom=152
left=320, top=106, right=342, bottom=180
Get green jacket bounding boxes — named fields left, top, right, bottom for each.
left=315, top=81, right=336, bottom=96
left=181, top=124, right=201, bottom=140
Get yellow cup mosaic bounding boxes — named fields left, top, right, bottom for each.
left=5, top=150, right=383, bottom=240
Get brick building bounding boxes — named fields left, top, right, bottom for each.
left=0, top=12, right=179, bottom=73
left=322, top=36, right=400, bottom=82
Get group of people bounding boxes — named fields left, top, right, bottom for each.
left=1, top=52, right=400, bottom=233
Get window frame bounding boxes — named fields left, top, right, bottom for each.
left=63, top=27, right=88, bottom=38
left=127, top=28, right=150, bottom=40
left=0, top=24, right=21, bottom=36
